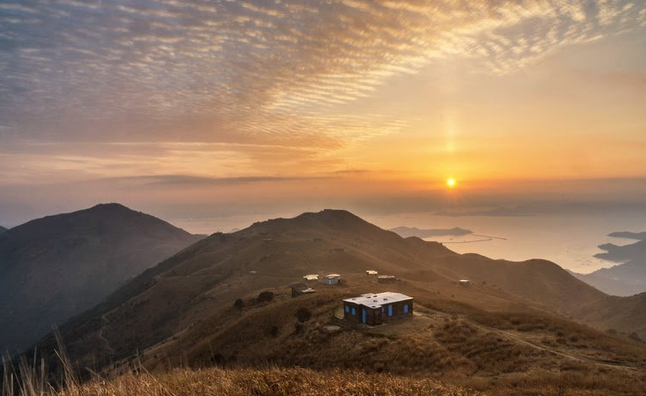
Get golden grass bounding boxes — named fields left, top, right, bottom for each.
left=6, top=366, right=479, bottom=396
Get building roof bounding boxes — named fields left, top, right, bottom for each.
left=326, top=273, right=341, bottom=279
left=343, top=292, right=412, bottom=309
left=366, top=270, right=378, bottom=275
left=377, top=275, right=395, bottom=279
left=303, top=274, right=319, bottom=281
left=290, top=282, right=315, bottom=293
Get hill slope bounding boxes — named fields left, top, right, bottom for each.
left=22, top=209, right=646, bottom=395
left=0, top=225, right=7, bottom=234
left=0, top=203, right=204, bottom=355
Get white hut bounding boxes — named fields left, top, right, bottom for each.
left=377, top=275, right=396, bottom=283
left=366, top=270, right=378, bottom=275
left=459, top=279, right=471, bottom=287
left=323, top=274, right=341, bottom=285
left=303, top=274, right=319, bottom=281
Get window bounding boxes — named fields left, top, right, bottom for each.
left=352, top=307, right=356, bottom=316
left=388, top=305, right=393, bottom=316
left=404, top=304, right=409, bottom=313
left=345, top=305, right=349, bottom=313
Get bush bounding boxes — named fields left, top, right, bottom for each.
left=296, top=307, right=312, bottom=323
left=629, top=332, right=643, bottom=343
left=256, top=291, right=274, bottom=303
left=234, top=298, right=245, bottom=310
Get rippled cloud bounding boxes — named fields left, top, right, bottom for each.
left=0, top=0, right=644, bottom=160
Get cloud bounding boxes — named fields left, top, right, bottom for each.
left=0, top=0, right=644, bottom=175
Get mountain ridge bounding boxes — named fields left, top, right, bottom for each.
left=0, top=203, right=204, bottom=355
left=24, top=210, right=646, bottom=369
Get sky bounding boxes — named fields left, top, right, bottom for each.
left=1, top=0, right=646, bottom=232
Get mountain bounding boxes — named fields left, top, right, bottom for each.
left=21, top=210, right=646, bottom=395
left=575, top=232, right=646, bottom=296
left=0, top=203, right=204, bottom=355
left=575, top=263, right=646, bottom=296
left=0, top=225, right=7, bottom=234
left=390, top=226, right=472, bottom=238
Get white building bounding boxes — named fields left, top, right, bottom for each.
left=323, top=274, right=341, bottom=285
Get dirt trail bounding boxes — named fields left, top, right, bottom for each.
left=97, top=312, right=115, bottom=355
left=416, top=305, right=642, bottom=372
left=496, top=328, right=641, bottom=371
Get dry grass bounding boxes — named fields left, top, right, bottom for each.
left=4, top=365, right=478, bottom=396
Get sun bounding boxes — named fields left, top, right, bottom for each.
left=446, top=178, right=456, bottom=188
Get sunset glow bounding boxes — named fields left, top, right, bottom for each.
left=0, top=0, right=645, bottom=228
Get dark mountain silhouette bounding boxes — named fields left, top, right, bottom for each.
left=0, top=203, right=204, bottom=355
left=0, top=225, right=6, bottom=234
left=575, top=232, right=646, bottom=296
left=390, top=226, right=472, bottom=238
left=22, top=209, right=646, bottom=384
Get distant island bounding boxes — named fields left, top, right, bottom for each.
left=594, top=234, right=646, bottom=263
left=607, top=231, right=646, bottom=241
left=574, top=230, right=646, bottom=296
left=390, top=226, right=473, bottom=239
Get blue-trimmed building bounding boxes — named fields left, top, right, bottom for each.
left=343, top=292, right=413, bottom=326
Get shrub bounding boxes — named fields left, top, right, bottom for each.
left=234, top=298, right=245, bottom=310
left=256, top=291, right=274, bottom=303
left=628, top=332, right=643, bottom=343
left=296, top=307, right=312, bottom=323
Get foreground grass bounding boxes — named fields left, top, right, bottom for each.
left=9, top=366, right=478, bottom=396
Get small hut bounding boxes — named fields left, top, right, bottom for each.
left=290, top=282, right=316, bottom=298
left=343, top=292, right=413, bottom=326
left=366, top=270, right=378, bottom=275
left=377, top=275, right=396, bottom=283
left=323, top=274, right=341, bottom=285
left=459, top=279, right=471, bottom=287
left=303, top=274, right=319, bottom=281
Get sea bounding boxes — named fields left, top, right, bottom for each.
left=368, top=211, right=646, bottom=275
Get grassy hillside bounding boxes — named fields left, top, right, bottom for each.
left=3, top=366, right=479, bottom=396
left=136, top=280, right=646, bottom=396
left=17, top=209, right=646, bottom=395
left=0, top=203, right=204, bottom=355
